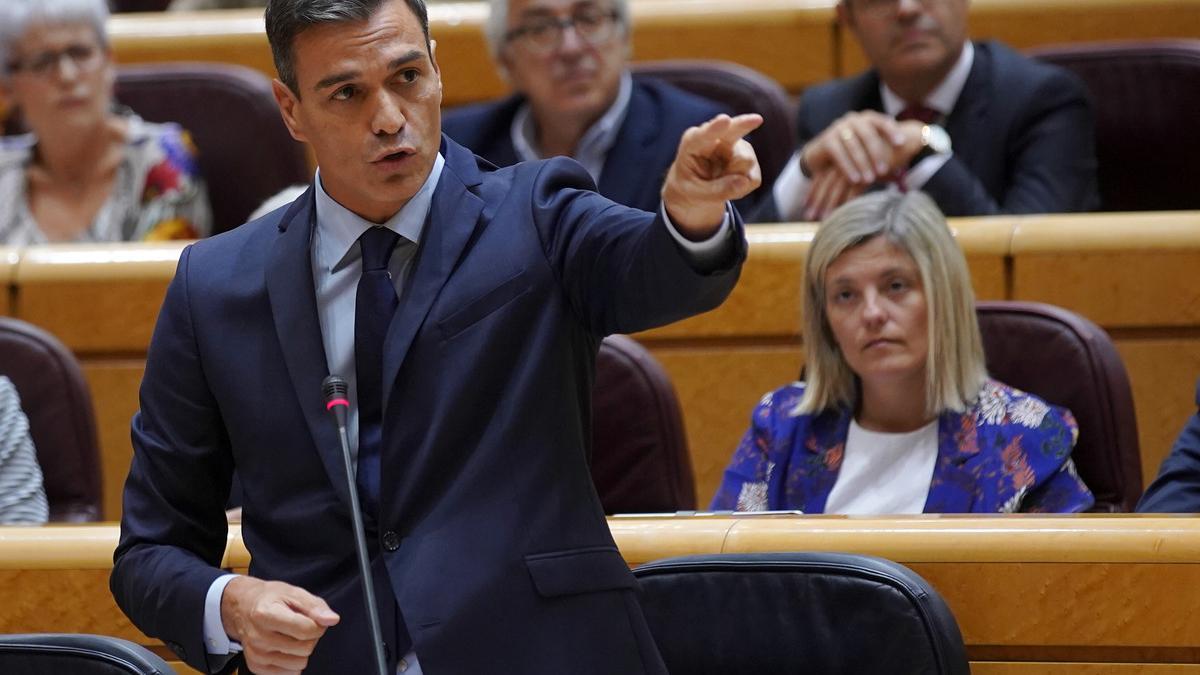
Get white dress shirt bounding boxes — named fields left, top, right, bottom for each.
left=200, top=151, right=732, bottom=674
left=772, top=41, right=975, bottom=221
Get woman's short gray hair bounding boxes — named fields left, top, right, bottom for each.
left=797, top=190, right=988, bottom=418
left=0, top=0, right=111, bottom=78
left=483, top=0, right=630, bottom=60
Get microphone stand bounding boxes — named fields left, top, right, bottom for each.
left=323, top=375, right=389, bottom=675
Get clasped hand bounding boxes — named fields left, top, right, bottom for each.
left=221, top=575, right=340, bottom=675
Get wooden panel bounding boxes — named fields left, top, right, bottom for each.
left=1011, top=212, right=1200, bottom=328
left=0, top=247, right=16, bottom=317
left=84, top=362, right=148, bottom=521
left=973, top=665, right=1200, bottom=674
left=109, top=1, right=835, bottom=111
left=13, top=243, right=181, bottom=354
left=840, top=0, right=1200, bottom=75
left=0, top=569, right=148, bottom=641
left=1114, top=339, right=1200, bottom=488
left=646, top=345, right=804, bottom=506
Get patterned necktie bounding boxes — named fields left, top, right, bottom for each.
left=355, top=226, right=402, bottom=518
left=896, top=104, right=942, bottom=125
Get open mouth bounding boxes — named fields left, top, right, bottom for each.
left=374, top=150, right=413, bottom=163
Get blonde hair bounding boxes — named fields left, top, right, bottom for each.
left=797, top=191, right=987, bottom=417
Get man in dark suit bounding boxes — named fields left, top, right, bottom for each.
left=109, top=0, right=762, bottom=673
left=768, top=0, right=1099, bottom=221
left=1137, top=380, right=1200, bottom=512
left=442, top=0, right=756, bottom=214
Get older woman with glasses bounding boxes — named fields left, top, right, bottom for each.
left=712, top=191, right=1093, bottom=514
left=0, top=0, right=210, bottom=244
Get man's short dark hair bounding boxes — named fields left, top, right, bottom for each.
left=265, top=0, right=431, bottom=96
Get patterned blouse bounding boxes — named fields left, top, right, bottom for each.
left=711, top=379, right=1095, bottom=514
left=0, top=111, right=211, bottom=244
left=0, top=376, right=48, bottom=525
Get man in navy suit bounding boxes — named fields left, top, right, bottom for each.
left=442, top=0, right=761, bottom=214
left=109, top=0, right=762, bottom=673
left=1137, top=379, right=1200, bottom=512
left=766, top=0, right=1099, bottom=221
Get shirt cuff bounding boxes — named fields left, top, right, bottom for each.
left=904, top=152, right=953, bottom=191
left=771, top=151, right=812, bottom=222
left=660, top=202, right=735, bottom=270
left=204, top=573, right=244, bottom=656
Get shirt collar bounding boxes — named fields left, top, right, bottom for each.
left=880, top=40, right=974, bottom=117
left=510, top=71, right=634, bottom=179
left=313, top=152, right=445, bottom=272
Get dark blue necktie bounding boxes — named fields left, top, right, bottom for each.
left=355, top=226, right=402, bottom=518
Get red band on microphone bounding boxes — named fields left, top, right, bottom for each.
left=326, top=398, right=350, bottom=410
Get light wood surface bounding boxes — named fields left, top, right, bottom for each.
left=0, top=246, right=16, bottom=317
left=5, top=518, right=1200, bottom=673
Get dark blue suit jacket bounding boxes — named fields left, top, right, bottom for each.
left=111, top=136, right=744, bottom=674
left=1137, top=380, right=1200, bottom=513
left=771, top=40, right=1099, bottom=218
left=442, top=76, right=762, bottom=215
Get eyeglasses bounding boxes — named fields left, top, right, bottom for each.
left=7, top=43, right=104, bottom=78
left=504, top=7, right=621, bottom=54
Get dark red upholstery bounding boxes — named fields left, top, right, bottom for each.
left=630, top=60, right=796, bottom=196
left=591, top=335, right=696, bottom=514
left=0, top=318, right=101, bottom=522
left=1029, top=40, right=1200, bottom=211
left=110, top=0, right=171, bottom=10
left=977, top=301, right=1141, bottom=512
left=115, top=63, right=309, bottom=234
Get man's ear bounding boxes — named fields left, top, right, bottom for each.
left=272, top=79, right=308, bottom=144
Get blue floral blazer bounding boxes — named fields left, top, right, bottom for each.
left=711, top=379, right=1094, bottom=514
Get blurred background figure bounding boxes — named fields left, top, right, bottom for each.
left=443, top=0, right=765, bottom=214
left=0, top=376, right=48, bottom=525
left=1137, top=379, right=1200, bottom=512
left=712, top=191, right=1094, bottom=514
left=0, top=0, right=210, bottom=244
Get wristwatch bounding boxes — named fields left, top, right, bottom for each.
left=910, top=124, right=951, bottom=167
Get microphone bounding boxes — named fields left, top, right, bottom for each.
left=322, top=375, right=388, bottom=675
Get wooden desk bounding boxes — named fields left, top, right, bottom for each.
left=0, top=246, right=16, bottom=317
left=4, top=517, right=1198, bottom=674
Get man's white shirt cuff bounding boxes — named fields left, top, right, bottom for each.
left=771, top=152, right=812, bottom=222
left=905, top=152, right=953, bottom=191
left=204, top=573, right=243, bottom=655
left=660, top=202, right=735, bottom=269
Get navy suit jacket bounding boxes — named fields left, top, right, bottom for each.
left=1137, top=380, right=1200, bottom=513
left=111, top=136, right=744, bottom=674
left=780, top=40, right=1099, bottom=217
left=442, top=76, right=762, bottom=215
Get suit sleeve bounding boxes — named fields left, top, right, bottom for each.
left=1138, top=397, right=1200, bottom=512
left=110, top=245, right=239, bottom=674
left=529, top=157, right=746, bottom=337
left=923, top=69, right=1099, bottom=216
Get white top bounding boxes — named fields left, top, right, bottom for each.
left=772, top=41, right=975, bottom=221
left=823, top=417, right=939, bottom=515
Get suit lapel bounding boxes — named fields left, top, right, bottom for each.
left=944, top=42, right=991, bottom=155
left=265, top=187, right=352, bottom=506
left=381, top=141, right=486, bottom=405
left=597, top=80, right=657, bottom=206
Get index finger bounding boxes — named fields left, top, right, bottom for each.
left=686, top=114, right=763, bottom=152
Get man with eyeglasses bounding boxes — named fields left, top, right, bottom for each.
left=766, top=0, right=1099, bottom=222
left=443, top=0, right=754, bottom=213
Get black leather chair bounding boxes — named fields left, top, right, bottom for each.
left=591, top=335, right=695, bottom=514
left=110, top=0, right=172, bottom=10
left=1029, top=40, right=1200, bottom=211
left=977, top=301, right=1142, bottom=512
left=630, top=60, right=796, bottom=197
left=115, top=63, right=310, bottom=234
left=0, top=317, right=101, bottom=522
left=633, top=552, right=970, bottom=675
left=0, top=634, right=175, bottom=674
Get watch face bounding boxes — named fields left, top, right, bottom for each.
left=927, top=124, right=952, bottom=154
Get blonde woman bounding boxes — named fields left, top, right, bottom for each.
left=712, top=191, right=1093, bottom=514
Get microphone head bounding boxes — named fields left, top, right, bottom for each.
left=322, top=375, right=349, bottom=408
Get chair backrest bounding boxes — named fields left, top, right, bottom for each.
left=0, top=634, right=175, bottom=674
left=0, top=317, right=101, bottom=522
left=977, top=301, right=1141, bottom=511
left=630, top=60, right=796, bottom=196
left=115, top=63, right=310, bottom=234
left=110, top=0, right=172, bottom=10
left=633, top=552, right=970, bottom=675
left=1029, top=39, right=1200, bottom=211
left=591, top=335, right=695, bottom=514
